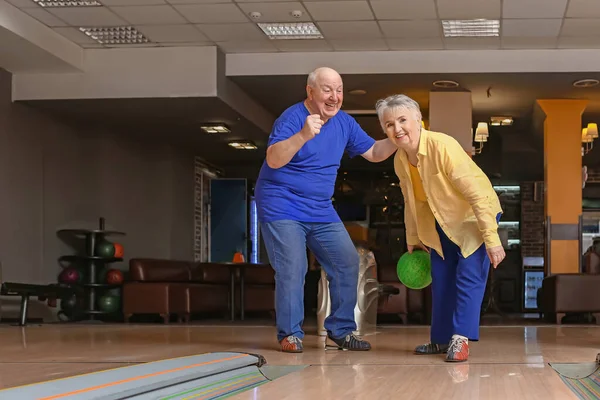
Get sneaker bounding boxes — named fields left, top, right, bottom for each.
left=414, top=343, right=449, bottom=355
left=326, top=333, right=371, bottom=351
left=280, top=335, right=303, bottom=353
left=446, top=335, right=469, bottom=362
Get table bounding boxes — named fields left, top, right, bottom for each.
left=217, top=262, right=270, bottom=321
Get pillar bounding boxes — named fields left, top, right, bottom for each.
left=428, top=91, right=473, bottom=152
left=536, top=99, right=588, bottom=275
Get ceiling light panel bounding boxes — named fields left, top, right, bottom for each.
left=257, top=22, right=323, bottom=40
left=229, top=141, right=257, bottom=150
left=33, top=0, right=100, bottom=6
left=201, top=125, right=230, bottom=134
left=442, top=19, right=500, bottom=37
left=79, top=27, right=150, bottom=45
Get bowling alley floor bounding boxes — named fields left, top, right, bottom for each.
left=0, top=318, right=597, bottom=399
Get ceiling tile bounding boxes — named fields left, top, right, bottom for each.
left=196, top=23, right=265, bottom=41
left=173, top=4, right=249, bottom=23
left=22, top=8, right=69, bottom=26
left=53, top=27, right=98, bottom=43
left=216, top=40, right=277, bottom=52
left=330, top=38, right=388, bottom=50
left=501, top=19, right=562, bottom=37
left=503, top=0, right=568, bottom=19
left=379, top=20, right=440, bottom=38
left=436, top=0, right=500, bottom=19
left=566, top=0, right=600, bottom=18
left=47, top=8, right=126, bottom=26
left=501, top=37, right=557, bottom=48
left=102, top=0, right=166, bottom=5
left=157, top=42, right=212, bottom=46
left=304, top=1, right=374, bottom=21
left=110, top=5, right=187, bottom=24
left=272, top=39, right=333, bottom=51
left=237, top=2, right=311, bottom=22
left=317, top=21, right=382, bottom=39
left=168, top=0, right=230, bottom=3
left=387, top=37, right=444, bottom=50
left=5, top=0, right=37, bottom=8
left=444, top=37, right=501, bottom=49
left=558, top=36, right=600, bottom=48
left=136, top=24, right=209, bottom=42
left=370, top=0, right=437, bottom=20
left=560, top=18, right=600, bottom=36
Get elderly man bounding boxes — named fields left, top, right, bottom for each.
left=255, top=67, right=397, bottom=353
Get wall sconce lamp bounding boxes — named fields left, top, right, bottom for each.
left=582, top=123, right=597, bottom=155
left=473, top=122, right=489, bottom=154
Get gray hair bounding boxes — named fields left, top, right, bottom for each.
left=375, top=94, right=422, bottom=123
left=307, top=70, right=317, bottom=87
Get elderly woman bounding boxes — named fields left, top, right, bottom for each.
left=375, top=94, right=505, bottom=362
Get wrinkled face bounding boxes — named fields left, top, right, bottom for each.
left=381, top=106, right=422, bottom=150
left=306, top=72, right=343, bottom=120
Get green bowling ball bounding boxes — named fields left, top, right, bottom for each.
left=396, top=250, right=432, bottom=289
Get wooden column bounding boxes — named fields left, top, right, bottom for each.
left=536, top=99, right=588, bottom=275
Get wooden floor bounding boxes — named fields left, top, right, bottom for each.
left=0, top=319, right=597, bottom=399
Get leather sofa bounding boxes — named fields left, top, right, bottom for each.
left=538, top=250, right=600, bottom=324
left=540, top=273, right=600, bottom=324
left=122, top=258, right=274, bottom=323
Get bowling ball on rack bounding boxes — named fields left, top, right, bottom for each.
left=98, top=295, right=120, bottom=313
left=95, top=241, right=115, bottom=258
left=60, top=294, right=79, bottom=314
left=58, top=266, right=80, bottom=284
left=106, top=269, right=124, bottom=285
left=113, top=243, right=124, bottom=258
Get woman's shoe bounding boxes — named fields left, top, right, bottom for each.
left=414, top=343, right=449, bottom=354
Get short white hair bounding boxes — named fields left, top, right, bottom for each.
left=375, top=94, right=422, bottom=122
left=307, top=71, right=317, bottom=87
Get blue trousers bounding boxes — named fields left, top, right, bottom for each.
left=260, top=220, right=359, bottom=341
left=429, top=219, right=495, bottom=344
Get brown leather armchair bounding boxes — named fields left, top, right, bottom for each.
left=122, top=259, right=193, bottom=323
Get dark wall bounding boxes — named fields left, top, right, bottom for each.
left=0, top=68, right=195, bottom=290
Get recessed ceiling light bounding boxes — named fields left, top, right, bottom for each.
left=201, top=124, right=230, bottom=134
left=348, top=89, right=367, bottom=95
left=442, top=19, right=500, bottom=37
left=573, top=79, right=599, bottom=88
left=33, top=0, right=100, bottom=6
left=491, top=116, right=513, bottom=126
left=228, top=141, right=257, bottom=150
left=79, top=27, right=149, bottom=45
left=432, top=80, right=459, bottom=88
left=257, top=22, right=323, bottom=40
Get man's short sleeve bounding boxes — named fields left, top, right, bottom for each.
left=268, top=115, right=303, bottom=147
left=345, top=115, right=376, bottom=158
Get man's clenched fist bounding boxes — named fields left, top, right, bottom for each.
left=300, top=114, right=324, bottom=141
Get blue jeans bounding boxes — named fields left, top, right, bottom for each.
left=260, top=220, right=359, bottom=341
left=429, top=213, right=501, bottom=344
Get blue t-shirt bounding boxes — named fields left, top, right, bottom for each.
left=255, top=102, right=376, bottom=223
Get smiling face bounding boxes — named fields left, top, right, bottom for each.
left=306, top=68, right=343, bottom=122
left=381, top=106, right=422, bottom=151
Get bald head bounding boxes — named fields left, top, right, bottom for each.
left=307, top=67, right=342, bottom=88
